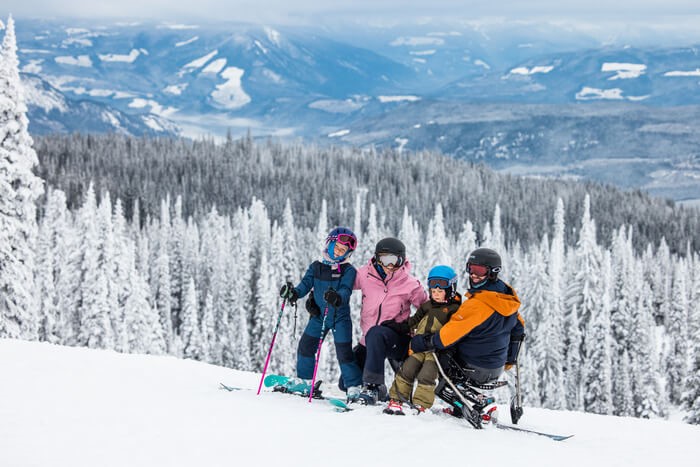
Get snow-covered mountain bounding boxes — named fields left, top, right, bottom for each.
left=18, top=18, right=700, bottom=139
left=13, top=18, right=700, bottom=203
left=1, top=338, right=697, bottom=467
left=22, top=73, right=177, bottom=136
left=16, top=19, right=417, bottom=138
left=327, top=101, right=700, bottom=203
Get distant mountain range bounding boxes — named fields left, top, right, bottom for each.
left=13, top=18, right=700, bottom=204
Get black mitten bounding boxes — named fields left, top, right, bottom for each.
left=323, top=288, right=342, bottom=307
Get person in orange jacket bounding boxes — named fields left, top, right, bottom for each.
left=409, top=248, right=525, bottom=385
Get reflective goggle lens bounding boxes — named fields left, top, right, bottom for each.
left=467, top=263, right=489, bottom=276
left=336, top=233, right=357, bottom=250
left=378, top=254, right=401, bottom=267
left=428, top=278, right=451, bottom=289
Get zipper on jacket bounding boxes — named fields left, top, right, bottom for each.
left=375, top=304, right=382, bottom=326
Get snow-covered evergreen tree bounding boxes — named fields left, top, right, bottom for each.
left=541, top=198, right=566, bottom=409
left=583, top=251, right=613, bottom=414
left=181, top=277, right=205, bottom=360
left=229, top=208, right=252, bottom=370
left=519, top=235, right=550, bottom=406
left=666, top=259, right=690, bottom=405
left=612, top=349, right=635, bottom=416
left=0, top=16, right=44, bottom=339
left=35, top=188, right=67, bottom=343
left=153, top=198, right=173, bottom=352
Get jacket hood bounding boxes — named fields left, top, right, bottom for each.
left=468, top=284, right=521, bottom=317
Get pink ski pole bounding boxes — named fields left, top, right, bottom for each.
left=308, top=305, right=330, bottom=402
left=257, top=299, right=287, bottom=395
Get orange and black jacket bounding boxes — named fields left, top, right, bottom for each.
left=433, top=279, right=524, bottom=369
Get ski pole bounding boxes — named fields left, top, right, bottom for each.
left=308, top=305, right=330, bottom=402
left=510, top=360, right=524, bottom=424
left=257, top=299, right=287, bottom=395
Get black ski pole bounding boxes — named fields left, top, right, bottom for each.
left=510, top=360, right=524, bottom=424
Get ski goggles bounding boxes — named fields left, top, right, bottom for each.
left=428, top=277, right=454, bottom=289
left=467, top=263, right=490, bottom=277
left=329, top=233, right=357, bottom=250
left=377, top=254, right=403, bottom=267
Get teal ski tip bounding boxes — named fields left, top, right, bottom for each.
left=327, top=398, right=353, bottom=412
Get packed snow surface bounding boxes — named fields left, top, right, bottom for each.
left=0, top=339, right=697, bottom=467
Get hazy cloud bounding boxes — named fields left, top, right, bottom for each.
left=4, top=0, right=700, bottom=24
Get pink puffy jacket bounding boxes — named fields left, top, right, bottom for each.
left=354, top=258, right=428, bottom=345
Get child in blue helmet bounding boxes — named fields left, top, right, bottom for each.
left=279, top=227, right=363, bottom=400
left=381, top=265, right=462, bottom=414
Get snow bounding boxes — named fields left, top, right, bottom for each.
left=21, top=78, right=67, bottom=113
left=601, top=62, right=646, bottom=80
left=210, top=67, right=251, bottom=110
left=175, top=36, right=199, bottom=47
left=395, top=137, right=409, bottom=152
left=575, top=86, right=624, bottom=100
left=55, top=55, right=93, bottom=67
left=390, top=36, right=445, bottom=46
left=21, top=58, right=43, bottom=73
left=254, top=40, right=269, bottom=54
left=262, top=68, right=283, bottom=83
left=62, top=37, right=93, bottom=47
left=510, top=65, right=555, bottom=75
left=183, top=50, right=218, bottom=69
left=2, top=339, right=697, bottom=467
left=163, top=83, right=188, bottom=95
left=159, top=23, right=199, bottom=30
left=65, top=27, right=90, bottom=35
left=309, top=99, right=365, bottom=113
left=264, top=27, right=282, bottom=46
left=202, top=58, right=227, bottom=74
left=410, top=50, right=437, bottom=56
left=101, top=111, right=122, bottom=129
left=328, top=129, right=350, bottom=137
left=99, top=49, right=141, bottom=63
left=474, top=59, right=491, bottom=69
left=128, top=98, right=178, bottom=117
left=664, top=69, right=700, bottom=77
left=142, top=115, right=164, bottom=131
left=378, top=95, right=421, bottom=103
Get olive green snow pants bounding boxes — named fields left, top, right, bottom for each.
left=388, top=351, right=438, bottom=408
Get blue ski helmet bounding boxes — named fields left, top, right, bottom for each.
left=326, top=226, right=357, bottom=261
left=427, top=265, right=458, bottom=298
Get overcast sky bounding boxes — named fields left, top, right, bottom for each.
left=4, top=0, right=700, bottom=25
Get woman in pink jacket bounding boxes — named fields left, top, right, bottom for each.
left=353, top=237, right=427, bottom=405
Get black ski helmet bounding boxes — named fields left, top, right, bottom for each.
left=466, top=248, right=502, bottom=281
left=374, top=237, right=406, bottom=266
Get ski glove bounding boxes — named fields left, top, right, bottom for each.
left=381, top=319, right=410, bottom=336
left=279, top=281, right=298, bottom=304
left=306, top=293, right=321, bottom=317
left=410, top=333, right=435, bottom=353
left=323, top=288, right=342, bottom=307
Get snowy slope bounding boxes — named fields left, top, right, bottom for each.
left=1, top=339, right=697, bottom=467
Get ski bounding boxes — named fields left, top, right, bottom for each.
left=327, top=398, right=353, bottom=412
left=494, top=423, right=574, bottom=441
left=219, top=383, right=246, bottom=392
left=263, top=374, right=325, bottom=399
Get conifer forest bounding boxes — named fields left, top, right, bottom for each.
left=1, top=18, right=699, bottom=425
